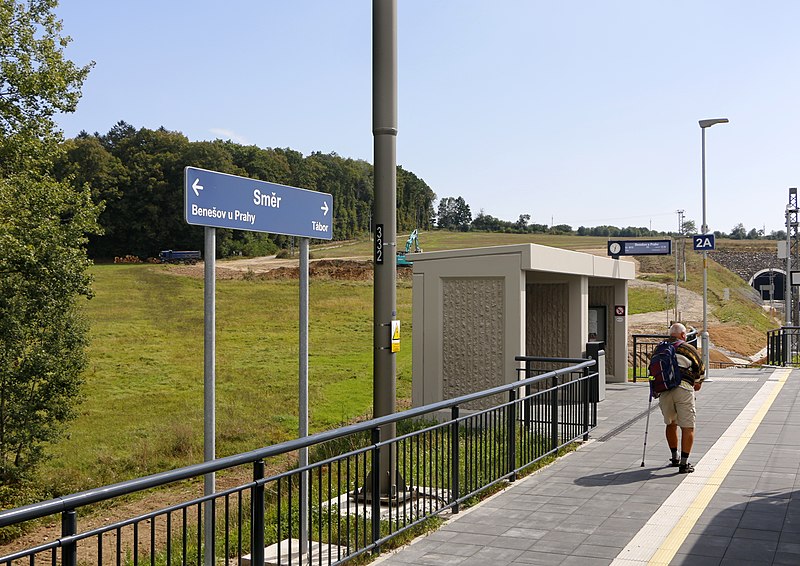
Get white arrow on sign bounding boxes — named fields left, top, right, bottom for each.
left=321, top=201, right=329, bottom=216
left=192, top=178, right=204, bottom=197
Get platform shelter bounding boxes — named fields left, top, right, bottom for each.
left=409, top=243, right=636, bottom=407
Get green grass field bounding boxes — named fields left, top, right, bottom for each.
left=42, top=264, right=412, bottom=494
left=315, top=231, right=782, bottom=260
left=311, top=231, right=611, bottom=259
left=627, top=287, right=674, bottom=316
left=38, top=232, right=774, bottom=496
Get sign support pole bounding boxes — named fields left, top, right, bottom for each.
left=203, top=227, right=216, bottom=566
left=184, top=168, right=331, bottom=558
left=674, top=238, right=678, bottom=322
left=299, top=238, right=309, bottom=553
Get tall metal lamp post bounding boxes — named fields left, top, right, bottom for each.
left=699, top=117, right=729, bottom=375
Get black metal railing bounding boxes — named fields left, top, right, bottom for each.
left=767, top=326, right=800, bottom=367
left=0, top=357, right=597, bottom=566
left=515, top=356, right=598, bottom=446
left=631, top=328, right=698, bottom=381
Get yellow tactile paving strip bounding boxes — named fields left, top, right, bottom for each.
left=611, top=368, right=791, bottom=566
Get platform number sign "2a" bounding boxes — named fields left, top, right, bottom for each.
left=693, top=234, right=715, bottom=251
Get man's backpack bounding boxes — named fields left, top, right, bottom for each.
left=648, top=340, right=683, bottom=398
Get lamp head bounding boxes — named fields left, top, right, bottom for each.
left=699, top=118, right=729, bottom=129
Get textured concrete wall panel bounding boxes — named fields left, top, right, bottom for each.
left=525, top=283, right=569, bottom=357
left=442, top=278, right=505, bottom=406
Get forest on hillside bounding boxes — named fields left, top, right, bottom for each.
left=56, top=122, right=436, bottom=259
left=55, top=122, right=783, bottom=260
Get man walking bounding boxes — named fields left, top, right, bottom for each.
left=659, top=322, right=705, bottom=473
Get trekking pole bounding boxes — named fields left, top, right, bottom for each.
left=641, top=392, right=653, bottom=467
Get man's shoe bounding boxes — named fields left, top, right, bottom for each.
left=669, top=458, right=680, bottom=467
left=678, top=462, right=694, bottom=474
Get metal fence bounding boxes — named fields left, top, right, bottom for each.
left=631, top=328, right=698, bottom=382
left=0, top=357, right=597, bottom=566
left=767, top=326, right=800, bottom=367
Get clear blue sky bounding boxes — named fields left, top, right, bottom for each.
left=55, top=1, right=800, bottom=235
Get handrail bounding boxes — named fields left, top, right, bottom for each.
left=0, top=359, right=596, bottom=527
left=766, top=326, right=800, bottom=367
left=515, top=355, right=590, bottom=364
left=631, top=329, right=698, bottom=341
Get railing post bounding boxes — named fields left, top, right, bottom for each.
left=582, top=366, right=591, bottom=442
left=782, top=328, right=789, bottom=366
left=551, top=374, right=559, bottom=452
left=524, top=383, right=532, bottom=431
left=770, top=330, right=775, bottom=365
left=774, top=329, right=778, bottom=365
left=773, top=330, right=778, bottom=365
left=507, top=390, right=517, bottom=482
left=773, top=330, right=779, bottom=365
left=767, top=331, right=772, bottom=365
left=772, top=330, right=778, bottom=365
left=370, top=427, right=381, bottom=554
left=632, top=335, right=638, bottom=382
left=251, top=460, right=265, bottom=566
left=61, top=509, right=77, bottom=566
left=450, top=406, right=460, bottom=514
left=524, top=359, right=532, bottom=431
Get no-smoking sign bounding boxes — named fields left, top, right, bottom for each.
left=614, top=305, right=626, bottom=317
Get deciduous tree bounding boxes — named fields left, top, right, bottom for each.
left=0, top=0, right=97, bottom=485
left=681, top=220, right=697, bottom=235
left=730, top=223, right=747, bottom=240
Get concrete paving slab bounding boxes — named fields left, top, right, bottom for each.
left=373, top=367, right=800, bottom=566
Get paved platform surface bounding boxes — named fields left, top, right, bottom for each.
left=376, top=367, right=800, bottom=566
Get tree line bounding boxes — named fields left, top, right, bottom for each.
left=436, top=203, right=785, bottom=241
left=55, top=123, right=437, bottom=259
left=56, top=123, right=782, bottom=260
left=440, top=206, right=667, bottom=237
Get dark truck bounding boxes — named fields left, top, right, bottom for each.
left=158, top=250, right=201, bottom=264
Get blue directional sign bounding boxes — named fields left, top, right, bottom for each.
left=184, top=167, right=333, bottom=240
left=693, top=234, right=715, bottom=251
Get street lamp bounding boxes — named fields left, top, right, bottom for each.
left=783, top=200, right=797, bottom=326
left=699, top=117, right=729, bottom=376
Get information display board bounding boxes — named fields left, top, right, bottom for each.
left=607, top=239, right=672, bottom=257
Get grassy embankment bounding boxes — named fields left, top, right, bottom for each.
left=628, top=287, right=675, bottom=316
left=638, top=240, right=777, bottom=353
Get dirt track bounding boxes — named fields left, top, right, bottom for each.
left=626, top=279, right=760, bottom=363
left=582, top=249, right=770, bottom=361
left=165, top=257, right=411, bottom=281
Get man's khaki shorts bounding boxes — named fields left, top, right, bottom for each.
left=658, top=385, right=696, bottom=428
